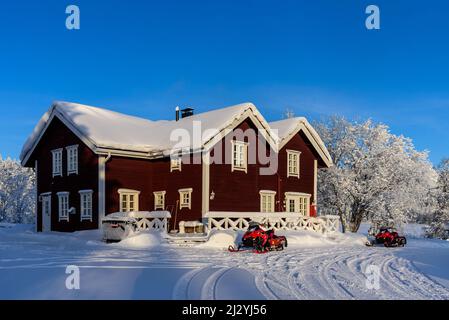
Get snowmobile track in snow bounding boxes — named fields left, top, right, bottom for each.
left=3, top=228, right=449, bottom=300
left=172, top=266, right=233, bottom=300
left=247, top=247, right=449, bottom=300
left=171, top=246, right=449, bottom=300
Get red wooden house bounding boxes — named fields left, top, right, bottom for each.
left=20, top=101, right=332, bottom=232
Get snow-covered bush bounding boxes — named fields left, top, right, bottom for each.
left=426, top=159, right=449, bottom=239
left=201, top=230, right=239, bottom=249
left=0, top=155, right=36, bottom=224
left=115, top=231, right=162, bottom=249
left=315, top=117, right=436, bottom=233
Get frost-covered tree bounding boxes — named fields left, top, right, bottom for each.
left=0, top=155, right=36, bottom=224
left=426, top=160, right=449, bottom=239
left=315, top=117, right=436, bottom=233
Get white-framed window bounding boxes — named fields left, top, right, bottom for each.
left=170, top=157, right=182, bottom=172
left=118, top=189, right=140, bottom=212
left=285, top=192, right=311, bottom=216
left=287, top=150, right=301, bottom=178
left=231, top=140, right=248, bottom=173
left=179, top=188, right=193, bottom=210
left=66, top=145, right=79, bottom=175
left=52, top=148, right=63, bottom=177
left=79, top=190, right=93, bottom=221
left=260, top=190, right=276, bottom=213
left=298, top=196, right=309, bottom=216
left=153, top=191, right=166, bottom=210
left=57, top=192, right=69, bottom=221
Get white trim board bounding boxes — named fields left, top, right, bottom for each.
left=201, top=151, right=210, bottom=216
left=22, top=109, right=97, bottom=166
left=313, top=159, right=318, bottom=204
left=278, top=121, right=332, bottom=168
left=98, top=156, right=106, bottom=228
left=203, top=108, right=279, bottom=154
left=35, top=160, right=38, bottom=232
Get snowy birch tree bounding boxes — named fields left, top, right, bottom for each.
left=426, top=159, right=449, bottom=239
left=315, top=117, right=436, bottom=233
left=0, top=155, right=36, bottom=224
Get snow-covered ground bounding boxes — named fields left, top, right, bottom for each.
left=1, top=223, right=449, bottom=300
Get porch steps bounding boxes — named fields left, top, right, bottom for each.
left=164, top=233, right=209, bottom=246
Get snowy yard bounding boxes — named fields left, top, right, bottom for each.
left=1, top=224, right=449, bottom=300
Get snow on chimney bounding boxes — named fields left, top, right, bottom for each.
left=175, top=106, right=180, bottom=121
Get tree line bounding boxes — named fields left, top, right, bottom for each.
left=0, top=156, right=35, bottom=224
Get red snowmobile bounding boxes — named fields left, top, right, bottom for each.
left=366, top=227, right=407, bottom=247
left=228, top=222, right=288, bottom=253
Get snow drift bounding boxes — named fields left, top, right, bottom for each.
left=114, top=231, right=162, bottom=249
left=201, top=230, right=239, bottom=249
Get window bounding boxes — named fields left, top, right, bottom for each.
left=285, top=192, right=311, bottom=216
left=52, top=149, right=63, bottom=177
left=179, top=188, right=193, bottom=210
left=66, top=145, right=79, bottom=175
left=231, top=140, right=248, bottom=173
left=298, top=196, right=309, bottom=216
left=287, top=150, right=301, bottom=178
left=57, top=192, right=69, bottom=221
left=170, top=157, right=182, bottom=172
left=153, top=191, right=166, bottom=210
left=260, top=190, right=276, bottom=213
left=79, top=190, right=93, bottom=221
left=288, top=198, right=296, bottom=213
left=118, top=189, right=140, bottom=212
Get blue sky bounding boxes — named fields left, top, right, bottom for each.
left=0, top=0, right=448, bottom=164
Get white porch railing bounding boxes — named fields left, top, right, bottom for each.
left=119, top=211, right=171, bottom=232
left=205, top=212, right=340, bottom=234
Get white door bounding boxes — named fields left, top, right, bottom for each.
left=42, top=195, right=51, bottom=232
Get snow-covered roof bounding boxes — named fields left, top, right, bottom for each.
left=269, top=117, right=332, bottom=167
left=20, top=101, right=332, bottom=167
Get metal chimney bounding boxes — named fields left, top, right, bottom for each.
left=175, top=106, right=180, bottom=121
left=181, top=108, right=194, bottom=119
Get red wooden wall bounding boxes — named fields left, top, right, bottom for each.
left=26, top=115, right=321, bottom=232
left=209, top=118, right=318, bottom=212
left=29, top=118, right=99, bottom=232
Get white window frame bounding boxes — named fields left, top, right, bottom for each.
left=231, top=140, right=248, bottom=173
left=179, top=188, right=193, bottom=210
left=57, top=192, right=70, bottom=222
left=287, top=150, right=301, bottom=178
left=153, top=191, right=166, bottom=210
left=170, top=157, right=182, bottom=172
left=66, top=145, right=79, bottom=175
left=260, top=190, right=276, bottom=213
left=285, top=192, right=311, bottom=216
left=52, top=148, right=63, bottom=177
left=79, top=190, right=93, bottom=221
left=118, top=189, right=140, bottom=213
